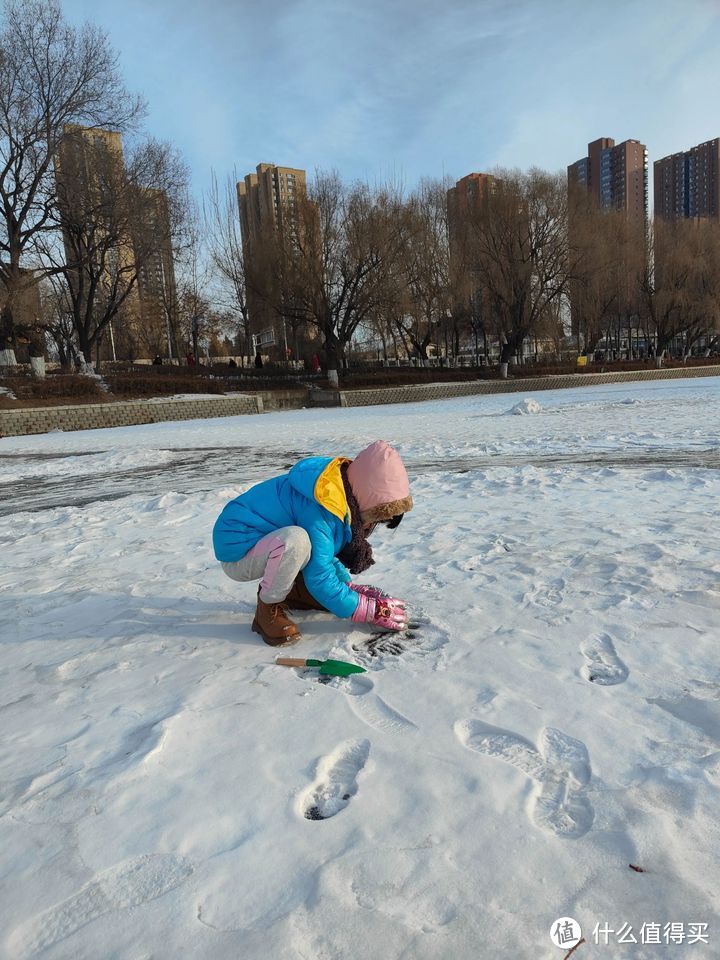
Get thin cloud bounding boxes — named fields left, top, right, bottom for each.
left=61, top=0, right=720, bottom=198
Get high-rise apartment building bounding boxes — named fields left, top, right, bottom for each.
left=567, top=138, right=648, bottom=343
left=447, top=172, right=498, bottom=241
left=55, top=125, right=126, bottom=197
left=132, top=187, right=177, bottom=338
left=236, top=163, right=309, bottom=354
left=447, top=172, right=498, bottom=273
left=55, top=125, right=131, bottom=265
left=446, top=173, right=501, bottom=351
left=236, top=163, right=306, bottom=251
left=568, top=137, right=648, bottom=222
left=55, top=125, right=177, bottom=358
left=447, top=172, right=497, bottom=221
left=654, top=138, right=720, bottom=220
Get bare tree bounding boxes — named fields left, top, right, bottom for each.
left=468, top=169, right=573, bottom=366
left=39, top=135, right=187, bottom=363
left=174, top=284, right=232, bottom=362
left=395, top=178, right=451, bottom=361
left=0, top=0, right=144, bottom=351
left=173, top=195, right=212, bottom=362
left=204, top=171, right=251, bottom=363
left=571, top=197, right=649, bottom=358
left=642, top=219, right=693, bottom=360
left=448, top=182, right=492, bottom=364
left=252, top=171, right=411, bottom=384
left=568, top=189, right=618, bottom=353
left=37, top=276, right=75, bottom=366
left=668, top=218, right=720, bottom=358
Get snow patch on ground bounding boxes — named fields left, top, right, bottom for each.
left=144, top=393, right=239, bottom=403
left=508, top=397, right=542, bottom=415
left=0, top=447, right=177, bottom=484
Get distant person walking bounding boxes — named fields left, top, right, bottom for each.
left=255, top=351, right=264, bottom=368
left=312, top=353, right=320, bottom=373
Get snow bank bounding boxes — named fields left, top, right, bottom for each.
left=508, top=397, right=542, bottom=415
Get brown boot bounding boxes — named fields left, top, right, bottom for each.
left=252, top=590, right=301, bottom=647
left=283, top=572, right=327, bottom=611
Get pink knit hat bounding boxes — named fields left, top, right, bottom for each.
left=346, top=440, right=413, bottom=524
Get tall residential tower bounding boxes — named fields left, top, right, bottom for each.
left=654, top=137, right=720, bottom=220
left=568, top=137, right=648, bottom=222
left=236, top=163, right=306, bottom=248
left=55, top=125, right=177, bottom=358
left=446, top=171, right=498, bottom=288
left=236, top=163, right=309, bottom=355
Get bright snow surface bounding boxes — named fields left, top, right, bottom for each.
left=1, top=377, right=719, bottom=959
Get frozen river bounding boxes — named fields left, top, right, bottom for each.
left=1, top=377, right=719, bottom=960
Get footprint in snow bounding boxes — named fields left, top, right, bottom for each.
left=454, top=719, right=594, bottom=839
left=295, top=669, right=416, bottom=735
left=287, top=611, right=444, bottom=736
left=580, top=633, right=628, bottom=685
left=7, top=854, right=193, bottom=957
left=523, top=578, right=565, bottom=608
left=299, top=739, right=370, bottom=820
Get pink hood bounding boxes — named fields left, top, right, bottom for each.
left=346, top=440, right=413, bottom=524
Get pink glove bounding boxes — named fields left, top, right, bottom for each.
left=351, top=593, right=407, bottom=631
left=348, top=583, right=405, bottom=607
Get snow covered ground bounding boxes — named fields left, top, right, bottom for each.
left=1, top=377, right=719, bottom=959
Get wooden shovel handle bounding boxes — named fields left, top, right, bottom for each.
left=276, top=658, right=308, bottom=667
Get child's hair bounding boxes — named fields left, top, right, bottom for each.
left=365, top=513, right=404, bottom=536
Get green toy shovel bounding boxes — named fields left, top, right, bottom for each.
left=276, top=657, right=367, bottom=677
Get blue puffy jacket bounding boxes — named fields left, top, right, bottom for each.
left=212, top=456, right=360, bottom=619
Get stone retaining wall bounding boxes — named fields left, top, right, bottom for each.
left=337, top=365, right=720, bottom=407
left=3, top=365, right=719, bottom=437
left=254, top=388, right=308, bottom=411
left=0, top=394, right=263, bottom=437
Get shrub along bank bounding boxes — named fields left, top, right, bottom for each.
left=1, top=356, right=719, bottom=409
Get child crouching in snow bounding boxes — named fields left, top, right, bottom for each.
left=212, top=440, right=412, bottom=646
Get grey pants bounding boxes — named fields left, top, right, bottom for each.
left=221, top=526, right=312, bottom=603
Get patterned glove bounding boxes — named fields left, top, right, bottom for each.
left=351, top=593, right=408, bottom=631
left=348, top=583, right=405, bottom=608
left=348, top=582, right=385, bottom=600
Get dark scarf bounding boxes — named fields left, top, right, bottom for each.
left=337, top=462, right=375, bottom=574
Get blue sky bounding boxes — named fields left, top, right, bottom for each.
left=61, top=0, right=720, bottom=202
